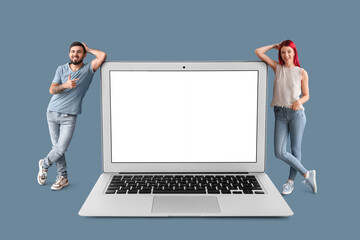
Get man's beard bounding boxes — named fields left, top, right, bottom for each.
left=70, top=58, right=83, bottom=65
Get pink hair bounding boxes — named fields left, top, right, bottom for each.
left=278, top=40, right=301, bottom=67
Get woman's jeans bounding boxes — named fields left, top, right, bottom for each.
left=42, top=111, right=77, bottom=178
left=274, top=106, right=307, bottom=180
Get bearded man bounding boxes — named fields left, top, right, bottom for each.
left=37, top=42, right=107, bottom=190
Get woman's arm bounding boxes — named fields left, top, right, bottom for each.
left=290, top=69, right=310, bottom=110
left=255, top=44, right=280, bottom=72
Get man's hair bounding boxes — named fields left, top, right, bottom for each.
left=69, top=41, right=86, bottom=53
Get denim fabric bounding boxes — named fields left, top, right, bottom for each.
left=274, top=106, right=307, bottom=180
left=42, top=111, right=77, bottom=178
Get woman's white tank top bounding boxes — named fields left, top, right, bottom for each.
left=270, top=64, right=305, bottom=110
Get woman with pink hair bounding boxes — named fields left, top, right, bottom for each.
left=255, top=40, right=317, bottom=194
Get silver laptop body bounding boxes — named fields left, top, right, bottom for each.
left=79, top=61, right=293, bottom=217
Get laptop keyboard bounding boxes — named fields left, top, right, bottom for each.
left=105, top=175, right=264, bottom=194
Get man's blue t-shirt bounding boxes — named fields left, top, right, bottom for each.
left=47, top=63, right=95, bottom=115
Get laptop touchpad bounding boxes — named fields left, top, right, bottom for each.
left=152, top=196, right=220, bottom=213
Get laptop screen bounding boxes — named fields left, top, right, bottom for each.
left=109, top=71, right=258, bottom=163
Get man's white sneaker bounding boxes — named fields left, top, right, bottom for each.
left=37, top=159, right=48, bottom=185
left=51, top=176, right=69, bottom=191
left=281, top=181, right=294, bottom=195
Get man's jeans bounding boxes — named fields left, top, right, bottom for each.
left=274, top=107, right=307, bottom=180
left=42, top=111, right=77, bottom=178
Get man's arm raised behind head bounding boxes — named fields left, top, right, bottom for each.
left=82, top=42, right=107, bottom=72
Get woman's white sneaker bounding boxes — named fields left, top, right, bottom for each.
left=281, top=181, right=294, bottom=195
left=302, top=170, right=317, bottom=194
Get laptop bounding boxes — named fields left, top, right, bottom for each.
left=78, top=61, right=293, bottom=217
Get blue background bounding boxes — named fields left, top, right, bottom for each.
left=1, top=0, right=358, bottom=239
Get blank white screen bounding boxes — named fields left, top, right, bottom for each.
left=110, top=71, right=258, bottom=162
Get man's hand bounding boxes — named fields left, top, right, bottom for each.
left=82, top=42, right=90, bottom=53
left=50, top=74, right=79, bottom=94
left=63, top=74, right=79, bottom=89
